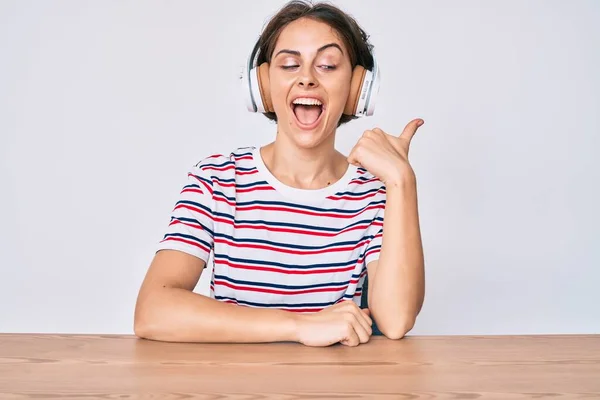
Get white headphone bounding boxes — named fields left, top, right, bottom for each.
left=242, top=40, right=380, bottom=117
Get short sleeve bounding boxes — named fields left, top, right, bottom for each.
left=156, top=162, right=215, bottom=263
left=364, top=210, right=384, bottom=267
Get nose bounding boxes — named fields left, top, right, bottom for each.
left=298, top=79, right=317, bottom=88
left=297, top=66, right=318, bottom=88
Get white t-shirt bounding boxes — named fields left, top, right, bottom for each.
left=156, top=146, right=385, bottom=312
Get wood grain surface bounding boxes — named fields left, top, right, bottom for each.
left=0, top=334, right=599, bottom=399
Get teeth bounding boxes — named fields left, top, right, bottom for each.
left=293, top=97, right=323, bottom=106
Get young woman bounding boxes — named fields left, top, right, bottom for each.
left=134, top=0, right=425, bottom=347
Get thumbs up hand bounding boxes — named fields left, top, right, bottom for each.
left=347, top=118, right=424, bottom=186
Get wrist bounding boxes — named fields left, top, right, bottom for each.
left=287, top=312, right=305, bottom=343
left=384, top=164, right=416, bottom=188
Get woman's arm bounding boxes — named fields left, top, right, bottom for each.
left=134, top=249, right=298, bottom=343
left=367, top=177, right=425, bottom=339
left=134, top=249, right=373, bottom=345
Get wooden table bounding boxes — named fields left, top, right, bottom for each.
left=1, top=334, right=599, bottom=399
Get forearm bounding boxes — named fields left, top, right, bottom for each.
left=370, top=177, right=425, bottom=338
left=134, top=287, right=298, bottom=343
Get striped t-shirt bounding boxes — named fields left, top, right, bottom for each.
left=156, top=146, right=386, bottom=312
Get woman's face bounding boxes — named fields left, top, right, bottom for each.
left=269, top=17, right=353, bottom=149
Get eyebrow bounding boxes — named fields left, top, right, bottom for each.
left=274, top=43, right=344, bottom=58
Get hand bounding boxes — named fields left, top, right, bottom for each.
left=294, top=301, right=373, bottom=347
left=347, top=118, right=424, bottom=186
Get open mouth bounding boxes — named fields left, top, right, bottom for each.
left=291, top=98, right=325, bottom=129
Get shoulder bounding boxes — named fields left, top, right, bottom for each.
left=194, top=146, right=255, bottom=171
left=189, top=146, right=257, bottom=191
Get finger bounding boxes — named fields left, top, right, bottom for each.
left=371, top=127, right=386, bottom=136
left=346, top=152, right=362, bottom=168
left=349, top=302, right=373, bottom=326
left=348, top=314, right=371, bottom=344
left=361, top=308, right=371, bottom=318
left=340, top=322, right=360, bottom=347
left=343, top=305, right=372, bottom=337
left=399, top=118, right=424, bottom=142
left=337, top=301, right=373, bottom=327
left=353, top=309, right=373, bottom=337
left=332, top=300, right=373, bottom=332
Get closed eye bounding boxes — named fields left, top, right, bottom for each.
left=280, top=65, right=336, bottom=71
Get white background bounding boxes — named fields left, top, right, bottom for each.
left=1, top=0, right=598, bottom=335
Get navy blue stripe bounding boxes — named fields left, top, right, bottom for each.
left=212, top=177, right=235, bottom=183
left=233, top=199, right=386, bottom=214
left=188, top=175, right=212, bottom=187
left=333, top=187, right=384, bottom=197
left=214, top=232, right=376, bottom=251
left=366, top=245, right=382, bottom=253
left=352, top=176, right=376, bottom=182
left=210, top=178, right=270, bottom=188
left=200, top=162, right=256, bottom=172
left=214, top=274, right=349, bottom=290
left=229, top=217, right=379, bottom=234
left=163, top=233, right=211, bottom=249
left=232, top=150, right=253, bottom=157
left=175, top=199, right=211, bottom=214
left=214, top=253, right=358, bottom=269
left=214, top=296, right=337, bottom=309
left=235, top=181, right=270, bottom=189
left=171, top=216, right=214, bottom=236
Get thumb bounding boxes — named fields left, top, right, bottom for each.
left=399, top=118, right=424, bottom=142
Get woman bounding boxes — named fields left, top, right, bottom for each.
left=134, top=0, right=425, bottom=347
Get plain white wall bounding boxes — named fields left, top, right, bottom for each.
left=1, top=0, right=598, bottom=335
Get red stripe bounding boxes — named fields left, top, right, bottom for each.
left=280, top=307, right=322, bottom=313
left=168, top=219, right=205, bottom=230
left=214, top=258, right=356, bottom=275
left=174, top=204, right=214, bottom=221
left=211, top=183, right=274, bottom=194
left=237, top=169, right=259, bottom=175
left=233, top=203, right=384, bottom=219
left=214, top=237, right=367, bottom=255
left=349, top=177, right=380, bottom=185
left=232, top=222, right=371, bottom=237
left=364, top=248, right=380, bottom=261
left=210, top=214, right=378, bottom=239
left=181, top=188, right=204, bottom=195
left=215, top=280, right=346, bottom=295
left=188, top=173, right=213, bottom=195
left=203, top=164, right=235, bottom=172
left=237, top=186, right=275, bottom=193
left=216, top=299, right=324, bottom=313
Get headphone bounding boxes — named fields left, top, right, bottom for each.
left=242, top=40, right=380, bottom=117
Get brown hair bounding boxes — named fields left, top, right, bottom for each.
left=253, top=0, right=374, bottom=126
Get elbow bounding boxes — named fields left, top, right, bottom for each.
left=134, top=299, right=163, bottom=340
left=134, top=309, right=154, bottom=340
left=378, top=318, right=415, bottom=340
left=133, top=317, right=151, bottom=340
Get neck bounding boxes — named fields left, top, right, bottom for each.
left=260, top=129, right=348, bottom=190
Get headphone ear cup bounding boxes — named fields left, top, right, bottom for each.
left=257, top=63, right=273, bottom=113
left=344, top=65, right=367, bottom=116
